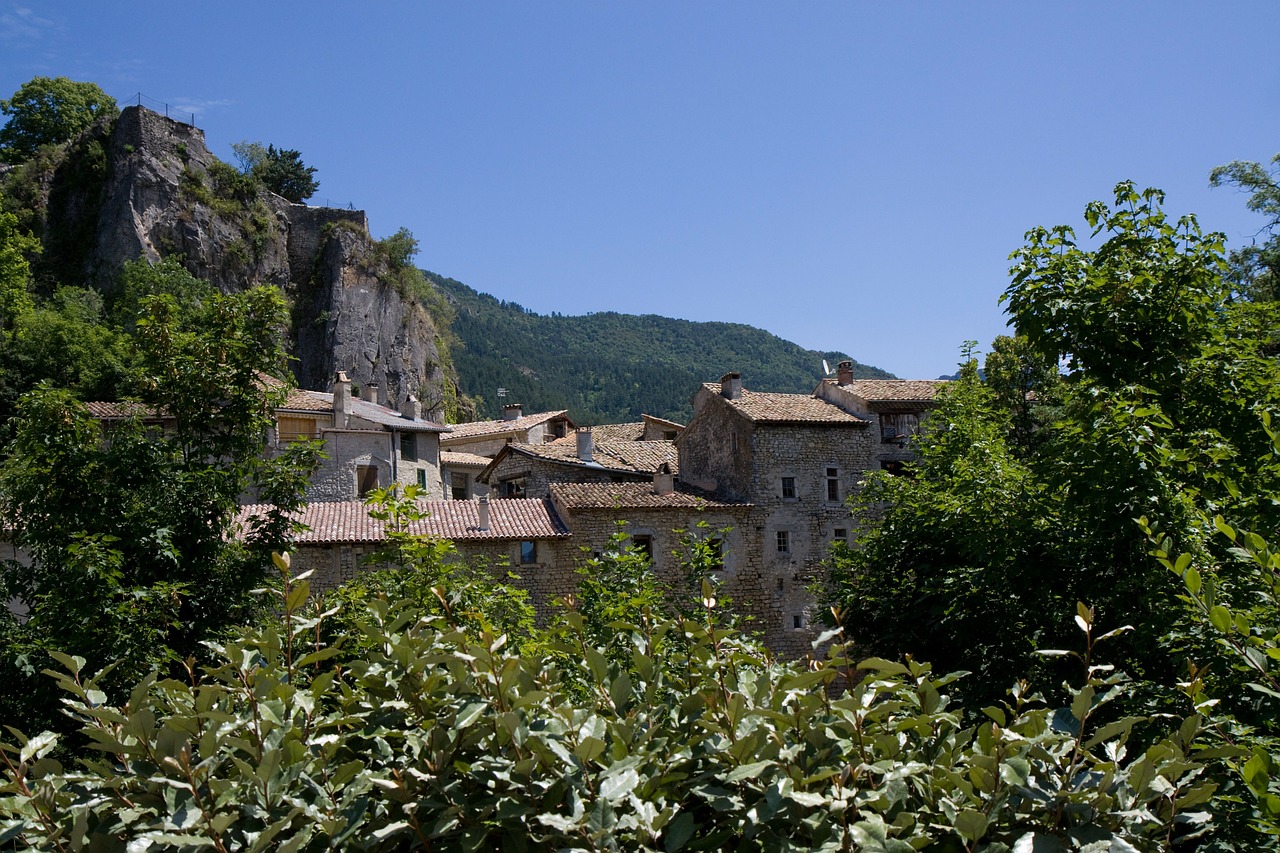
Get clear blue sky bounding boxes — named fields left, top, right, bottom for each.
left=3, top=2, right=1278, bottom=379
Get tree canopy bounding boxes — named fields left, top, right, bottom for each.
left=0, top=76, right=117, bottom=164
left=1210, top=151, right=1280, bottom=301
left=231, top=140, right=319, bottom=203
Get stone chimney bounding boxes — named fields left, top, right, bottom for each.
left=837, top=361, right=854, bottom=386
left=576, top=426, right=594, bottom=462
left=333, top=370, right=351, bottom=428
left=400, top=394, right=421, bottom=420
left=653, top=461, right=674, bottom=496
left=720, top=372, right=742, bottom=400
left=476, top=495, right=490, bottom=531
left=502, top=403, right=523, bottom=421
left=362, top=383, right=379, bottom=404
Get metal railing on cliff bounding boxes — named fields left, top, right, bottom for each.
left=120, top=93, right=197, bottom=127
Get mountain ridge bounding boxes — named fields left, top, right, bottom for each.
left=431, top=273, right=893, bottom=424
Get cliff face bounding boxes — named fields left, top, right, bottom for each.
left=24, top=106, right=451, bottom=409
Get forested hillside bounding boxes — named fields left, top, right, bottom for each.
left=432, top=273, right=892, bottom=423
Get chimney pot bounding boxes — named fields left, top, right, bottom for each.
left=476, top=495, right=490, bottom=531
left=502, top=403, right=523, bottom=421
left=837, top=361, right=854, bottom=385
left=576, top=426, right=594, bottom=462
left=333, top=371, right=351, bottom=427
left=653, top=461, right=674, bottom=496
left=363, top=383, right=379, bottom=404
left=720, top=372, right=742, bottom=400
left=400, top=394, right=422, bottom=420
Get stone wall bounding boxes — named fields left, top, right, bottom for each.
left=283, top=205, right=368, bottom=288
left=305, top=430, right=393, bottom=501
left=289, top=536, right=581, bottom=621
left=676, top=391, right=755, bottom=499
left=745, top=421, right=877, bottom=654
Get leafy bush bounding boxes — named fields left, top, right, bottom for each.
left=0, top=552, right=1220, bottom=850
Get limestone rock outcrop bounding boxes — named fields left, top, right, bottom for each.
left=21, top=105, right=451, bottom=410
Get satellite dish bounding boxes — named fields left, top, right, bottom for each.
left=822, top=359, right=831, bottom=376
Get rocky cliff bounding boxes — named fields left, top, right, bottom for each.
left=11, top=105, right=453, bottom=412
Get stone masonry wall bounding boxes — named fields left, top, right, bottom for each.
left=676, top=393, right=754, bottom=499
left=747, top=422, right=878, bottom=656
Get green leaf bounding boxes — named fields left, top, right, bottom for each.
left=1209, top=605, right=1233, bottom=633
left=954, top=809, right=989, bottom=842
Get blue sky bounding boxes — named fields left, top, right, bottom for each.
left=3, top=2, right=1278, bottom=379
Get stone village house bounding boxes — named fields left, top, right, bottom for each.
left=47, top=363, right=941, bottom=658
left=276, top=362, right=943, bottom=658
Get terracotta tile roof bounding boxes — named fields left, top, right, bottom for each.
left=550, top=482, right=749, bottom=510
left=499, top=440, right=678, bottom=476
left=83, top=401, right=164, bottom=419
left=443, top=410, right=571, bottom=442
left=837, top=379, right=947, bottom=404
left=278, top=389, right=334, bottom=413
left=235, top=498, right=570, bottom=544
left=701, top=385, right=868, bottom=425
left=441, top=450, right=494, bottom=468
left=553, top=422, right=645, bottom=444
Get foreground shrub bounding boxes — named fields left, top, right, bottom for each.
left=0, top=564, right=1217, bottom=851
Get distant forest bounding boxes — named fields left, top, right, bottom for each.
left=431, top=273, right=892, bottom=424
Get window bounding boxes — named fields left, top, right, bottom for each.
left=277, top=415, right=317, bottom=443
left=833, top=528, right=847, bottom=543
left=881, top=460, right=908, bottom=477
left=825, top=468, right=840, bottom=502
left=416, top=468, right=428, bottom=490
left=776, top=530, right=790, bottom=554
left=707, top=536, right=725, bottom=571
left=730, top=432, right=738, bottom=452
left=632, top=534, right=653, bottom=561
left=793, top=614, right=804, bottom=630
left=881, top=412, right=920, bottom=443
left=501, top=476, right=527, bottom=498
left=663, top=430, right=677, bottom=440
left=401, top=432, right=417, bottom=461
left=520, top=540, right=537, bottom=565
left=451, top=472, right=469, bottom=500
left=781, top=477, right=796, bottom=499
left=356, top=464, right=379, bottom=497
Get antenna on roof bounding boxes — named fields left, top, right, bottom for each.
left=497, top=387, right=507, bottom=398
left=821, top=359, right=832, bottom=376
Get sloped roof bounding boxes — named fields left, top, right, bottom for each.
left=441, top=451, right=494, bottom=468
left=550, top=482, right=749, bottom=510
left=443, top=410, right=572, bottom=442
left=553, top=422, right=645, bottom=444
left=836, top=379, right=947, bottom=404
left=700, top=385, right=868, bottom=425
left=83, top=401, right=165, bottom=420
left=488, top=440, right=678, bottom=479
left=277, top=390, right=449, bottom=432
left=235, top=498, right=570, bottom=544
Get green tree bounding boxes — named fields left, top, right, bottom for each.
left=0, top=285, right=319, bottom=736
left=231, top=140, right=318, bottom=202
left=0, top=76, right=117, bottom=164
left=0, top=198, right=38, bottom=326
left=830, top=184, right=1280, bottom=711
left=1210, top=151, right=1280, bottom=301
